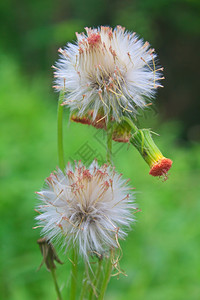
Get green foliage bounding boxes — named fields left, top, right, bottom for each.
left=0, top=53, right=200, bottom=300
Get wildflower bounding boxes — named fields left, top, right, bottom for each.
left=130, top=129, right=173, bottom=179
left=53, top=26, right=164, bottom=123
left=35, top=161, right=136, bottom=261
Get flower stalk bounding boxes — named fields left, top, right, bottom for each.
left=70, top=248, right=78, bottom=300
left=98, top=253, right=113, bottom=300
left=57, top=91, right=65, bottom=171
left=89, top=258, right=103, bottom=300
left=79, top=272, right=88, bottom=300
left=106, top=116, right=113, bottom=164
left=50, top=267, right=63, bottom=300
left=37, top=238, right=63, bottom=300
left=58, top=90, right=80, bottom=300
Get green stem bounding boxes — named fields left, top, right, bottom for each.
left=50, top=267, right=63, bottom=300
left=89, top=259, right=102, bottom=300
left=70, top=248, right=78, bottom=300
left=106, top=117, right=113, bottom=164
left=57, top=91, right=65, bottom=171
left=120, top=116, right=138, bottom=133
left=98, top=256, right=112, bottom=300
left=79, top=273, right=88, bottom=300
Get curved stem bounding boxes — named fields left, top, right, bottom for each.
left=70, top=248, right=78, bottom=300
left=57, top=91, right=65, bottom=171
left=50, top=267, right=63, bottom=300
left=120, top=116, right=138, bottom=133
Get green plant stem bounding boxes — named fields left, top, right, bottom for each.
left=120, top=116, right=138, bottom=133
left=106, top=117, right=113, bottom=164
left=98, top=256, right=112, bottom=300
left=57, top=91, right=65, bottom=171
left=50, top=267, right=63, bottom=300
left=70, top=248, right=78, bottom=300
left=89, top=259, right=102, bottom=300
left=79, top=273, right=88, bottom=300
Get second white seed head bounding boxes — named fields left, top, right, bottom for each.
left=36, top=161, right=136, bottom=261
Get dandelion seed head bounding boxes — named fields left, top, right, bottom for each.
left=54, top=26, right=163, bottom=122
left=36, top=161, right=136, bottom=261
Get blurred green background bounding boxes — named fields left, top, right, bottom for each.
left=0, top=0, right=200, bottom=299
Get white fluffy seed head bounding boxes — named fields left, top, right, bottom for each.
left=53, top=26, right=164, bottom=122
left=35, top=161, right=136, bottom=261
